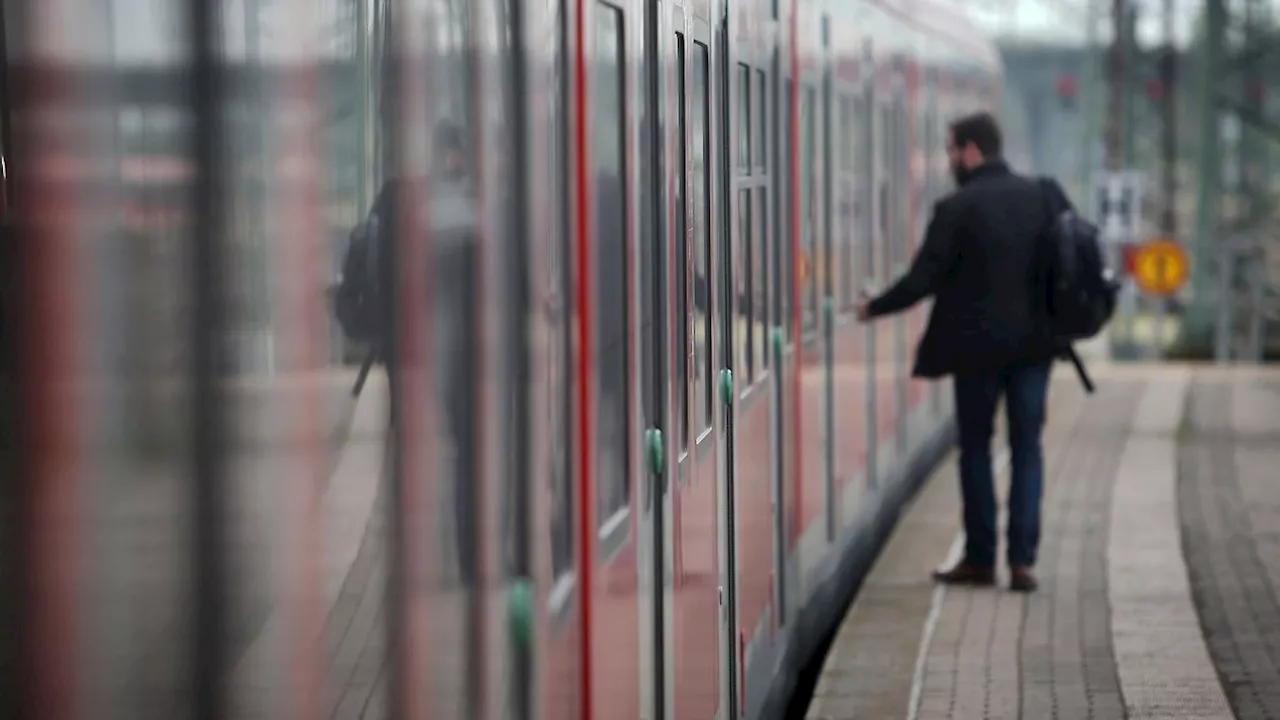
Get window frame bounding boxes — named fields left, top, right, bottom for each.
left=588, top=0, right=632, bottom=537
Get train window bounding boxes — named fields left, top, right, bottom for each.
left=592, top=1, right=630, bottom=523
left=738, top=190, right=752, bottom=382
left=898, top=101, right=909, bottom=265
left=858, top=94, right=873, bottom=285
left=737, top=64, right=751, bottom=172
left=753, top=186, right=767, bottom=373
left=549, top=0, right=574, bottom=581
left=894, top=100, right=905, bottom=258
left=801, top=86, right=817, bottom=332
left=638, top=17, right=659, bottom=470
left=780, top=77, right=793, bottom=342
left=879, top=104, right=892, bottom=283
left=839, top=96, right=855, bottom=172
left=754, top=69, right=767, bottom=170
left=692, top=41, right=712, bottom=433
left=675, top=33, right=689, bottom=450
left=838, top=95, right=855, bottom=309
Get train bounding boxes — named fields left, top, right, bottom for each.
left=472, top=0, right=1002, bottom=717
left=0, top=0, right=1004, bottom=717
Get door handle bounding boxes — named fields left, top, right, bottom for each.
left=645, top=427, right=665, bottom=509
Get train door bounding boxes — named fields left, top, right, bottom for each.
left=729, top=0, right=780, bottom=712
left=665, top=5, right=730, bottom=716
left=638, top=0, right=672, bottom=717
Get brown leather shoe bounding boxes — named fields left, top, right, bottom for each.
left=1009, top=566, right=1038, bottom=592
left=932, top=562, right=996, bottom=586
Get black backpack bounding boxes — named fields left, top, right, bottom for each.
left=332, top=211, right=388, bottom=397
left=1039, top=178, right=1120, bottom=392
left=333, top=217, right=383, bottom=345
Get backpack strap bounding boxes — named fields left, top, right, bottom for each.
left=1065, top=346, right=1096, bottom=394
left=1037, top=177, right=1096, bottom=394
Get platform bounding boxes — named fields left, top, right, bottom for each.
left=806, top=364, right=1280, bottom=720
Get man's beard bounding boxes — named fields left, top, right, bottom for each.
left=950, top=162, right=971, bottom=187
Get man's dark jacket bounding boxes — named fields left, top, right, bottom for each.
left=868, top=160, right=1066, bottom=378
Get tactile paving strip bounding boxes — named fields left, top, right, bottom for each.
left=1017, top=380, right=1137, bottom=720
left=915, top=377, right=1139, bottom=719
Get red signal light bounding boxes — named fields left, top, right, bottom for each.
left=1146, top=78, right=1164, bottom=103
left=1055, top=74, right=1078, bottom=100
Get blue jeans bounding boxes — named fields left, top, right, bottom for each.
left=953, top=361, right=1052, bottom=569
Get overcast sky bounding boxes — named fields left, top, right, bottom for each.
left=56, top=0, right=1266, bottom=62
left=966, top=0, right=1217, bottom=48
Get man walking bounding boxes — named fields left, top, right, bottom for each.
left=856, top=112, right=1064, bottom=592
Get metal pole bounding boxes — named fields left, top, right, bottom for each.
left=190, top=0, right=230, bottom=717
left=1160, top=3, right=1176, bottom=236
left=1215, top=242, right=1233, bottom=362
left=1248, top=252, right=1265, bottom=361
left=1151, top=0, right=1178, bottom=360
left=1081, top=0, right=1101, bottom=214
left=1195, top=0, right=1227, bottom=347
left=1241, top=0, right=1269, bottom=225
left=1122, top=2, right=1137, bottom=171
left=1106, top=0, right=1127, bottom=173
left=1105, top=0, right=1134, bottom=356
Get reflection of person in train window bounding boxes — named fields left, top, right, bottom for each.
left=434, top=121, right=468, bottom=185
left=428, top=119, right=479, bottom=587
left=362, top=118, right=478, bottom=585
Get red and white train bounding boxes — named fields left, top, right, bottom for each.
left=441, top=0, right=1003, bottom=717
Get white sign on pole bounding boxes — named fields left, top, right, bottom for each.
left=1093, top=170, right=1146, bottom=243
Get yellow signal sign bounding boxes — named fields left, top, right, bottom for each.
left=1132, top=238, right=1189, bottom=297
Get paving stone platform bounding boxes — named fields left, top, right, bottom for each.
left=808, top=364, right=1280, bottom=720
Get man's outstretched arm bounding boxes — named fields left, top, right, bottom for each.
left=863, top=198, right=961, bottom=318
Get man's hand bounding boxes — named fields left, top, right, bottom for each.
left=855, top=290, right=874, bottom=323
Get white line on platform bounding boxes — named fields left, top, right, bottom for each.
left=906, top=449, right=1010, bottom=720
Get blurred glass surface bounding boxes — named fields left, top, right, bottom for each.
left=0, top=0, right=523, bottom=717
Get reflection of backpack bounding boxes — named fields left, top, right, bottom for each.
left=333, top=217, right=383, bottom=345
left=1039, top=178, right=1119, bottom=392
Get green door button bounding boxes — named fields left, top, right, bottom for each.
left=509, top=578, right=534, bottom=651
left=645, top=428, right=664, bottom=475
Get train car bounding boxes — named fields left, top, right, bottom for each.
left=1, top=0, right=1001, bottom=718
